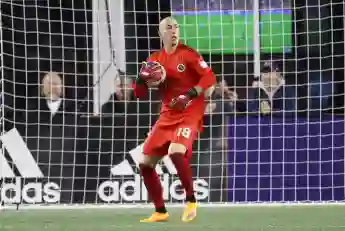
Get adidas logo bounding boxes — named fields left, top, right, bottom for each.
left=0, top=128, right=61, bottom=204
left=98, top=144, right=209, bottom=202
left=110, top=143, right=177, bottom=176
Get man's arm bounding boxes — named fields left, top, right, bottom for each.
left=187, top=50, right=217, bottom=95
left=132, top=75, right=149, bottom=98
left=132, top=54, right=162, bottom=98
left=169, top=50, right=217, bottom=110
left=132, top=59, right=157, bottom=98
left=249, top=82, right=272, bottom=114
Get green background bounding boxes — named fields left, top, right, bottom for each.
left=174, top=10, right=292, bottom=54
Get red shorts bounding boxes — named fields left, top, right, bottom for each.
left=143, top=119, right=199, bottom=159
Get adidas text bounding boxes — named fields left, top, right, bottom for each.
left=1, top=177, right=61, bottom=203
left=97, top=174, right=209, bottom=202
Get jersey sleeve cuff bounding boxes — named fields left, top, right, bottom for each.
left=186, top=87, right=199, bottom=99
left=132, top=82, right=148, bottom=98
left=136, top=76, right=146, bottom=85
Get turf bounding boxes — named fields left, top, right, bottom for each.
left=1, top=205, right=345, bottom=231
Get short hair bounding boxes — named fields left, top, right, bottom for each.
left=261, top=61, right=279, bottom=73
left=159, top=16, right=178, bottom=34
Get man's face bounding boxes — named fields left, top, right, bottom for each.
left=42, top=73, right=62, bottom=100
left=115, top=79, right=132, bottom=101
left=159, top=18, right=180, bottom=47
left=122, top=83, right=132, bottom=101
left=261, top=71, right=282, bottom=89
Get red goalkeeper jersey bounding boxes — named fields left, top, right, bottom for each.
left=134, top=43, right=217, bottom=128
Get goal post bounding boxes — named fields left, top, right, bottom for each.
left=0, top=0, right=344, bottom=208
left=92, top=0, right=126, bottom=114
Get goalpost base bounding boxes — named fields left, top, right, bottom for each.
left=1, top=202, right=345, bottom=211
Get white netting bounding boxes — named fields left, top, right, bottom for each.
left=0, top=0, right=344, bottom=206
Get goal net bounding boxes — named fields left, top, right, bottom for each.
left=0, top=0, right=344, bottom=207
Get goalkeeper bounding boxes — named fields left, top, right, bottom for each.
left=132, top=16, right=216, bottom=223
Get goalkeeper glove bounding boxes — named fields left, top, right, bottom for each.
left=136, top=62, right=149, bottom=85
left=132, top=62, right=151, bottom=98
left=137, top=61, right=162, bottom=85
left=169, top=88, right=198, bottom=111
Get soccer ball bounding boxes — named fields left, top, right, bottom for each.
left=140, top=61, right=166, bottom=86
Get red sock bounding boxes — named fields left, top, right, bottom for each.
left=139, top=164, right=166, bottom=211
left=170, top=153, right=196, bottom=201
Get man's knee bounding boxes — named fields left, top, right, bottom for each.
left=139, top=155, right=160, bottom=168
left=168, top=143, right=187, bottom=155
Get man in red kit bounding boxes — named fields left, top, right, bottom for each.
left=132, top=16, right=217, bottom=223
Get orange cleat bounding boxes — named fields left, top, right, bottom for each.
left=140, top=212, right=169, bottom=223
left=182, top=202, right=197, bottom=222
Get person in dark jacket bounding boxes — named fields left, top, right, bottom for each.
left=34, top=71, right=77, bottom=124
left=101, top=77, right=134, bottom=115
left=26, top=71, right=77, bottom=203
left=248, top=62, right=297, bottom=116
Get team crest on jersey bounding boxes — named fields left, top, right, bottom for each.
left=177, top=64, right=185, bottom=72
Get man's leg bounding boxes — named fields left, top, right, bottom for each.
left=169, top=126, right=198, bottom=222
left=140, top=126, right=170, bottom=222
left=139, top=155, right=167, bottom=216
left=168, top=143, right=196, bottom=203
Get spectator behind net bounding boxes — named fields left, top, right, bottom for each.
left=29, top=72, right=79, bottom=203
left=101, top=76, right=134, bottom=115
left=248, top=61, right=297, bottom=116
left=38, top=72, right=75, bottom=123
left=41, top=72, right=63, bottom=114
left=205, top=79, right=238, bottom=115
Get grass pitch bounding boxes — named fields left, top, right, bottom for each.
left=1, top=205, right=345, bottom=231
